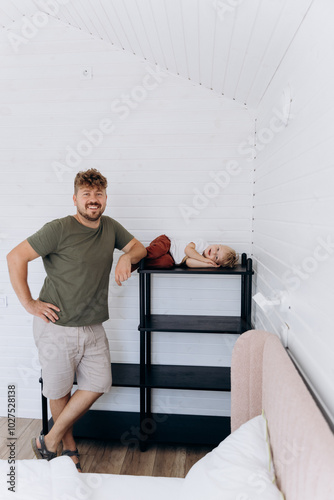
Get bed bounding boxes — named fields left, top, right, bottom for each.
left=0, top=329, right=333, bottom=499
left=231, top=329, right=334, bottom=499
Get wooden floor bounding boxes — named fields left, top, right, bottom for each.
left=0, top=417, right=213, bottom=476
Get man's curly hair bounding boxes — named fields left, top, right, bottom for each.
left=74, top=168, right=108, bottom=194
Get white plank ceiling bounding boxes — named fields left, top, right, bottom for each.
left=1, top=0, right=314, bottom=108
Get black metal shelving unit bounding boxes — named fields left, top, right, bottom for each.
left=137, top=252, right=253, bottom=448
left=40, top=253, right=253, bottom=450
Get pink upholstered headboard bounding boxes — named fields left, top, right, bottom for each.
left=231, top=329, right=334, bottom=500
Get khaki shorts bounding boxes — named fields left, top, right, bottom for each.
left=33, top=316, right=112, bottom=400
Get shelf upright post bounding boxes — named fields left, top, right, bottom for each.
left=145, top=273, right=151, bottom=369
left=245, top=258, right=253, bottom=329
left=39, top=375, right=49, bottom=435
left=145, top=272, right=152, bottom=420
left=139, top=262, right=146, bottom=449
left=240, top=253, right=247, bottom=323
left=139, top=263, right=146, bottom=378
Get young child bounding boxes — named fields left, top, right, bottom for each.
left=132, top=234, right=238, bottom=271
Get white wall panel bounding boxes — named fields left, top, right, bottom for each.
left=0, top=18, right=253, bottom=418
left=252, top=0, right=334, bottom=424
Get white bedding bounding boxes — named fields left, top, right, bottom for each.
left=179, top=414, right=284, bottom=500
left=0, top=414, right=283, bottom=500
left=0, top=457, right=183, bottom=500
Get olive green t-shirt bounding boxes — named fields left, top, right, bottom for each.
left=27, top=215, right=134, bottom=327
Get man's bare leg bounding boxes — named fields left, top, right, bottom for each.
left=49, top=393, right=78, bottom=461
left=35, top=390, right=102, bottom=468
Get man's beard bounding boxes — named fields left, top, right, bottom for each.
left=78, top=204, right=104, bottom=222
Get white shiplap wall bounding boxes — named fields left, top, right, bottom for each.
left=0, top=18, right=254, bottom=418
left=252, top=0, right=334, bottom=423
left=0, top=0, right=314, bottom=109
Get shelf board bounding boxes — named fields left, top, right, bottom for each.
left=72, top=363, right=140, bottom=388
left=145, top=365, right=230, bottom=391
left=139, top=315, right=249, bottom=333
left=112, top=363, right=140, bottom=387
left=71, top=410, right=230, bottom=446
left=73, top=363, right=231, bottom=390
left=72, top=410, right=141, bottom=441
left=149, top=413, right=231, bottom=445
left=138, top=264, right=253, bottom=275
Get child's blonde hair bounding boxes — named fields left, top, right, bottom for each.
left=221, top=247, right=239, bottom=268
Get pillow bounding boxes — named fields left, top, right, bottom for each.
left=179, top=414, right=284, bottom=500
left=0, top=456, right=79, bottom=500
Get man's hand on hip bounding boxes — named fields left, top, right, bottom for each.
left=115, top=254, right=132, bottom=286
left=25, top=298, right=60, bottom=323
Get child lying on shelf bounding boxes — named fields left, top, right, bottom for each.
left=131, top=234, right=238, bottom=271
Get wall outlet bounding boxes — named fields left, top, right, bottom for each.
left=0, top=295, right=7, bottom=307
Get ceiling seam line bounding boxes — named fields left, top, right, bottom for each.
left=257, top=0, right=316, bottom=107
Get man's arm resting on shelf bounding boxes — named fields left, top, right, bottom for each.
left=115, top=238, right=147, bottom=286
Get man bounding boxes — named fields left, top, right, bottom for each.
left=6, top=168, right=147, bottom=471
